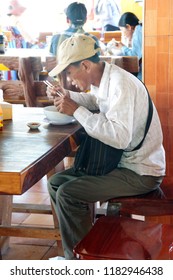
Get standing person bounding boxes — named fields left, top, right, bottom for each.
left=49, top=2, right=99, bottom=56
left=5, top=0, right=39, bottom=48
left=47, top=34, right=165, bottom=260
left=94, top=0, right=121, bottom=31
left=115, top=12, right=143, bottom=80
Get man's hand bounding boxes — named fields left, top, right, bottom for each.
left=46, top=83, right=70, bottom=100
left=54, top=95, right=79, bottom=116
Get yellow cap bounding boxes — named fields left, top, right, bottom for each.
left=49, top=34, right=100, bottom=77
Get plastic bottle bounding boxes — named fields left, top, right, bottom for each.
left=39, top=66, right=48, bottom=81
left=0, top=104, right=3, bottom=131
left=0, top=34, right=5, bottom=54
left=0, top=89, right=12, bottom=120
left=0, top=70, right=4, bottom=80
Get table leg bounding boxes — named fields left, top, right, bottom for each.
left=0, top=195, right=13, bottom=255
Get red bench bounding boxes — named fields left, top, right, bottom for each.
left=106, top=184, right=173, bottom=218
left=73, top=183, right=173, bottom=260
left=73, top=215, right=173, bottom=260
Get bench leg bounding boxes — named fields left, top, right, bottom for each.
left=0, top=195, right=13, bottom=255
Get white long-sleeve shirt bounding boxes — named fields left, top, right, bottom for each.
left=70, top=62, right=166, bottom=177
left=95, top=0, right=121, bottom=28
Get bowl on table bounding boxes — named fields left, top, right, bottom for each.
left=43, top=106, right=75, bottom=125
left=27, top=122, right=41, bottom=129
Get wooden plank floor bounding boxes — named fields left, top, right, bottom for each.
left=1, top=176, right=64, bottom=260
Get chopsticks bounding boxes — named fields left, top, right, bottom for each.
left=43, top=80, right=64, bottom=97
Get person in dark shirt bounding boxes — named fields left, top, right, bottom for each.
left=49, top=2, right=99, bottom=56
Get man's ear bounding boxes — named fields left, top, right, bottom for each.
left=81, top=60, right=92, bottom=72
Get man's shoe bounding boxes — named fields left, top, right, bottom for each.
left=49, top=256, right=65, bottom=260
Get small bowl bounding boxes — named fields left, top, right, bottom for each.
left=27, top=122, right=41, bottom=129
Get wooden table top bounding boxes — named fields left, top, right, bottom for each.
left=0, top=48, right=53, bottom=58
left=0, top=48, right=56, bottom=71
left=0, top=106, right=82, bottom=195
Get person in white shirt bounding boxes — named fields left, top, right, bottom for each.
left=47, top=34, right=166, bottom=259
left=6, top=0, right=39, bottom=47
left=94, top=0, right=121, bottom=31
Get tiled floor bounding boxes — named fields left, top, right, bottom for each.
left=1, top=176, right=64, bottom=260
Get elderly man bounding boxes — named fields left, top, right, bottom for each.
left=47, top=34, right=165, bottom=260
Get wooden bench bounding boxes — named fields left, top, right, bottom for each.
left=95, top=183, right=173, bottom=224
left=87, top=31, right=101, bottom=40
left=38, top=32, right=53, bottom=44
left=80, top=182, right=173, bottom=260
left=99, top=56, right=139, bottom=76
left=73, top=215, right=173, bottom=260
left=103, top=31, right=122, bottom=44
left=87, top=30, right=122, bottom=44
left=107, top=184, right=173, bottom=219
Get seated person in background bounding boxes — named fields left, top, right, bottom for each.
left=5, top=25, right=27, bottom=48
left=49, top=2, right=100, bottom=91
left=5, top=0, right=39, bottom=48
left=50, top=2, right=99, bottom=56
left=46, top=34, right=165, bottom=259
left=114, top=12, right=142, bottom=80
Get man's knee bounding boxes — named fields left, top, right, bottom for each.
left=56, top=182, right=72, bottom=197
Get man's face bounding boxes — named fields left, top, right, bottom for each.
left=65, top=62, right=91, bottom=92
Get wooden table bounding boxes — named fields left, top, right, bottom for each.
left=0, top=106, right=81, bottom=195
left=0, top=106, right=82, bottom=255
